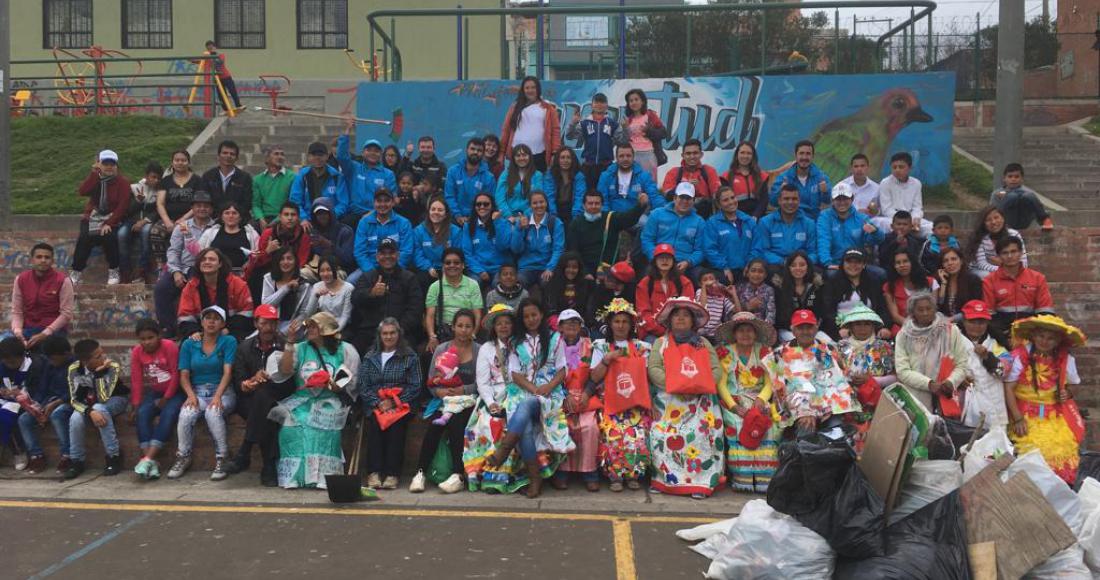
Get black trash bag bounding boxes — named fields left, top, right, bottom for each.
left=1075, top=451, right=1100, bottom=491
left=835, top=490, right=972, bottom=580
left=767, top=435, right=885, bottom=559
left=944, top=418, right=987, bottom=454
left=925, top=418, right=956, bottom=460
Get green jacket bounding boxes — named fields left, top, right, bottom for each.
left=252, top=168, right=295, bottom=221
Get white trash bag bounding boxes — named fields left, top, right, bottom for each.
left=962, top=426, right=1014, bottom=481
left=1002, top=451, right=1089, bottom=579
left=889, top=460, right=964, bottom=524
left=1076, top=477, right=1100, bottom=574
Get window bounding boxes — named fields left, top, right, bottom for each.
left=297, top=0, right=347, bottom=49
left=43, top=0, right=93, bottom=49
left=215, top=0, right=266, bottom=49
left=123, top=0, right=172, bottom=49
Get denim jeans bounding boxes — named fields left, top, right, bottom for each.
left=505, top=397, right=542, bottom=462
left=154, top=268, right=186, bottom=337
left=18, top=403, right=73, bottom=457
left=136, top=391, right=186, bottom=450
left=118, top=221, right=154, bottom=273
left=176, top=384, right=237, bottom=458
left=69, top=396, right=128, bottom=461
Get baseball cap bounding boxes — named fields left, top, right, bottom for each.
left=674, top=182, right=696, bottom=199
left=653, top=243, right=676, bottom=259
left=377, top=238, right=398, bottom=252
left=362, top=139, right=383, bottom=150
left=254, top=304, right=279, bottom=320
left=557, top=309, right=583, bottom=324
left=831, top=182, right=853, bottom=199
left=307, top=141, right=328, bottom=156
left=842, top=248, right=865, bottom=262
left=374, top=188, right=395, bottom=200
left=609, top=261, right=635, bottom=284
left=98, top=150, right=119, bottom=164
left=961, top=300, right=992, bottom=321
left=200, top=305, right=227, bottom=321
left=791, top=309, right=818, bottom=327
left=191, top=191, right=213, bottom=204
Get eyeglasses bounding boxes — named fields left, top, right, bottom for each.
left=475, top=202, right=492, bottom=208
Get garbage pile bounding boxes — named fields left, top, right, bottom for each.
left=679, top=385, right=1100, bottom=579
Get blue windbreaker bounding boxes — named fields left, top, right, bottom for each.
left=494, top=165, right=546, bottom=218
left=768, top=163, right=832, bottom=220
left=336, top=134, right=397, bottom=218
left=640, top=204, right=706, bottom=267
left=444, top=158, right=496, bottom=218
left=411, top=222, right=462, bottom=272
left=543, top=171, right=588, bottom=217
left=816, top=207, right=885, bottom=267
left=289, top=165, right=343, bottom=222
left=703, top=210, right=757, bottom=271
left=752, top=212, right=818, bottom=265
left=456, top=217, right=520, bottom=276
left=597, top=162, right=659, bottom=214
left=514, top=213, right=565, bottom=273
left=353, top=211, right=413, bottom=272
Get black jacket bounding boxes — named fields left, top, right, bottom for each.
left=350, top=266, right=424, bottom=351
left=877, top=232, right=925, bottom=270
left=818, top=272, right=889, bottom=338
left=203, top=166, right=254, bottom=218
left=566, top=204, right=646, bottom=276
left=774, top=276, right=823, bottom=332
left=409, top=156, right=447, bottom=188
left=232, top=334, right=285, bottom=395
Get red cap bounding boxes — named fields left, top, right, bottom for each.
left=254, top=304, right=279, bottom=320
left=653, top=243, right=676, bottom=259
left=791, top=309, right=818, bottom=327
left=738, top=406, right=773, bottom=450
left=305, top=370, right=331, bottom=389
left=609, top=261, right=635, bottom=284
left=961, top=300, right=992, bottom=320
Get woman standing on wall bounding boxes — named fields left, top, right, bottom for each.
left=614, top=88, right=667, bottom=182
left=499, top=76, right=561, bottom=173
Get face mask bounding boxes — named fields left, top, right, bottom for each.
left=583, top=211, right=602, bottom=222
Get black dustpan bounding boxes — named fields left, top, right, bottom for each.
left=326, top=415, right=365, bottom=503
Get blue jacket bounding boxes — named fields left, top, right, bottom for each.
left=310, top=197, right=356, bottom=271
left=816, top=207, right=885, bottom=267
left=597, top=162, right=659, bottom=214
left=411, top=222, right=462, bottom=272
left=543, top=171, right=588, bottom=218
left=336, top=134, right=397, bottom=218
left=768, top=163, right=832, bottom=220
left=353, top=211, right=413, bottom=273
left=641, top=204, right=706, bottom=267
left=289, top=165, right=344, bottom=222
left=495, top=165, right=546, bottom=218
left=444, top=158, right=496, bottom=218
left=752, top=212, right=818, bottom=265
left=703, top=210, right=757, bottom=272
left=514, top=213, right=565, bottom=273
left=456, top=218, right=519, bottom=276
left=570, top=115, right=618, bottom=164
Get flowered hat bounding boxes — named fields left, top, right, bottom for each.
left=1011, top=314, right=1086, bottom=348
left=482, top=303, right=516, bottom=331
left=837, top=304, right=884, bottom=329
left=597, top=298, right=637, bottom=323
left=655, top=297, right=709, bottom=330
left=715, top=311, right=776, bottom=346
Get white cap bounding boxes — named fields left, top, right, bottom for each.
left=200, top=305, right=227, bottom=321
left=557, top=309, right=583, bottom=324
left=674, top=181, right=696, bottom=199
left=831, top=181, right=853, bottom=199
left=98, top=149, right=119, bottom=163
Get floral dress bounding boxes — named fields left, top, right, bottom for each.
left=768, top=340, right=860, bottom=424
left=1007, top=346, right=1083, bottom=484
left=837, top=337, right=895, bottom=453
left=592, top=339, right=653, bottom=482
left=647, top=336, right=725, bottom=496
left=463, top=341, right=524, bottom=493
left=716, top=344, right=783, bottom=493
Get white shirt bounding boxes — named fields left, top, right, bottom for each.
left=476, top=340, right=511, bottom=406
left=617, top=169, right=632, bottom=196
left=219, top=167, right=236, bottom=191
left=380, top=351, right=395, bottom=368
left=513, top=104, right=547, bottom=155
left=841, top=175, right=880, bottom=213
left=878, top=174, right=924, bottom=222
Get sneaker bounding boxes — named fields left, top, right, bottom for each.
left=25, top=455, right=47, bottom=474
left=439, top=473, right=464, bottom=494
left=13, top=453, right=28, bottom=471
left=167, top=454, right=192, bottom=479
left=210, top=457, right=229, bottom=481
left=366, top=473, right=382, bottom=489
left=56, top=456, right=71, bottom=474
left=626, top=479, right=641, bottom=491
left=609, top=481, right=624, bottom=492
left=69, top=270, right=82, bottom=285
left=409, top=470, right=426, bottom=493
left=134, top=458, right=153, bottom=479
left=1041, top=217, right=1054, bottom=231
left=146, top=460, right=161, bottom=480
left=107, top=269, right=121, bottom=285
left=63, top=460, right=86, bottom=480
left=381, top=475, right=399, bottom=490
left=103, top=454, right=122, bottom=476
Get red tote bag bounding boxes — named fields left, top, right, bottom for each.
left=604, top=343, right=651, bottom=416
left=565, top=342, right=602, bottom=413
left=663, top=340, right=717, bottom=396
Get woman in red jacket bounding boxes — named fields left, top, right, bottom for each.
left=499, top=76, right=561, bottom=173
left=178, top=248, right=254, bottom=340
left=721, top=141, right=771, bottom=218
left=635, top=244, right=695, bottom=342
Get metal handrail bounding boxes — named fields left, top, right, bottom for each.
left=365, top=1, right=937, bottom=81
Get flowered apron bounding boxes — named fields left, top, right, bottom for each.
left=597, top=340, right=653, bottom=482
left=718, top=346, right=782, bottom=494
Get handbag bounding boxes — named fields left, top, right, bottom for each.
left=373, top=387, right=411, bottom=431
left=739, top=405, right=773, bottom=450
left=935, top=355, right=962, bottom=420
left=663, top=339, right=717, bottom=396
left=603, top=343, right=651, bottom=416
left=434, top=278, right=454, bottom=343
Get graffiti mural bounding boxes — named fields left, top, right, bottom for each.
left=355, top=73, right=955, bottom=185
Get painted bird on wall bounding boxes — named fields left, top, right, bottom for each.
left=807, top=88, right=933, bottom=183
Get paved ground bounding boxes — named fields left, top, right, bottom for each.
left=0, top=468, right=747, bottom=579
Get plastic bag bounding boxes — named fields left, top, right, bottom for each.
left=925, top=416, right=957, bottom=460
left=1077, top=477, right=1100, bottom=574
left=961, top=426, right=1014, bottom=481
left=794, top=465, right=886, bottom=559
left=1075, top=452, right=1100, bottom=492
left=1022, top=545, right=1090, bottom=579
left=889, top=460, right=964, bottom=524
left=682, top=499, right=836, bottom=580
left=767, top=436, right=854, bottom=516
left=835, top=490, right=971, bottom=580
left=427, top=441, right=453, bottom=485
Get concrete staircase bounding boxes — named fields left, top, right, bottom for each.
left=190, top=113, right=348, bottom=175
left=953, top=126, right=1100, bottom=216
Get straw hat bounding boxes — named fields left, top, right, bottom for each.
left=655, top=297, right=709, bottom=330
left=482, top=303, right=516, bottom=331
left=715, top=311, right=777, bottom=346
left=837, top=304, right=884, bottom=329
left=1011, top=314, right=1086, bottom=348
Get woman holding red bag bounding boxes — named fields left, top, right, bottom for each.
left=591, top=299, right=653, bottom=492
left=714, top=312, right=780, bottom=494
left=552, top=309, right=600, bottom=491
left=646, top=298, right=724, bottom=498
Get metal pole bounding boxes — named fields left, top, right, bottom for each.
left=464, top=17, right=470, bottom=80
left=760, top=9, right=767, bottom=75
left=369, top=25, right=376, bottom=82
left=851, top=16, right=857, bottom=73
left=456, top=5, right=463, bottom=80
left=500, top=0, right=507, bottom=79
left=834, top=9, right=839, bottom=74
left=909, top=7, right=916, bottom=70
left=388, top=18, right=395, bottom=82
left=685, top=13, right=692, bottom=76
left=0, top=0, right=10, bottom=231
left=992, top=0, right=1024, bottom=188
left=535, top=0, right=544, bottom=80
left=974, top=13, right=981, bottom=102
left=618, top=0, right=626, bottom=78
left=927, top=11, right=933, bottom=69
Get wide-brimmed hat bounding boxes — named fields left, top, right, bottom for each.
left=483, top=303, right=516, bottom=331
left=715, top=311, right=776, bottom=346
left=597, top=297, right=637, bottom=323
left=655, top=298, right=709, bottom=330
left=837, top=304, right=884, bottom=329
left=1011, top=314, right=1086, bottom=348
left=306, top=311, right=341, bottom=338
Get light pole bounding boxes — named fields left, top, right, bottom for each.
left=0, top=0, right=11, bottom=231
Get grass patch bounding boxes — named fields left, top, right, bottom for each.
left=950, top=150, right=994, bottom=200
left=12, top=115, right=207, bottom=214
left=1086, top=116, right=1100, bottom=138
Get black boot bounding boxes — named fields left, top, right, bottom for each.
left=103, top=454, right=122, bottom=476
left=260, top=461, right=278, bottom=487
left=64, top=460, right=86, bottom=480
left=226, top=442, right=252, bottom=474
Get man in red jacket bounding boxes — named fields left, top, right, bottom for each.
left=72, top=150, right=130, bottom=285
left=661, top=139, right=721, bottom=217
left=8, top=243, right=74, bottom=350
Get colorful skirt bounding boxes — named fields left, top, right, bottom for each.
left=462, top=392, right=571, bottom=494
left=599, top=408, right=651, bottom=481
left=649, top=391, right=725, bottom=496
left=720, top=406, right=780, bottom=494
left=1011, top=404, right=1080, bottom=485
left=271, top=390, right=349, bottom=489
left=561, top=410, right=599, bottom=473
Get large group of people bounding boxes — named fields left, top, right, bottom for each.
left=4, top=78, right=1085, bottom=499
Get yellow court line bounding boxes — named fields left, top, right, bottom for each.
left=612, top=519, right=638, bottom=580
